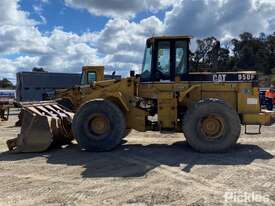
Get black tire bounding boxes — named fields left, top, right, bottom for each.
left=266, top=98, right=273, bottom=111
left=183, top=99, right=241, bottom=153
left=72, top=100, right=126, bottom=152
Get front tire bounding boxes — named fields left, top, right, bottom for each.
left=183, top=99, right=241, bottom=153
left=72, top=100, right=126, bottom=152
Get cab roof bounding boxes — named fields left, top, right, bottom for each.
left=147, top=35, right=192, bottom=41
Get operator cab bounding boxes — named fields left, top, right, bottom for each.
left=140, top=36, right=191, bottom=82
left=80, top=66, right=104, bottom=85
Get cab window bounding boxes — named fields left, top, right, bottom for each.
left=140, top=43, right=152, bottom=82
left=175, top=41, right=188, bottom=76
left=81, top=71, right=97, bottom=85
left=87, top=72, right=97, bottom=84
left=156, top=41, right=171, bottom=81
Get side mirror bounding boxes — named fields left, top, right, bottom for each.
left=130, top=70, right=135, bottom=77
left=112, top=71, right=116, bottom=79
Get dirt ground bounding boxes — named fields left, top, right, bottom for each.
left=0, top=114, right=275, bottom=206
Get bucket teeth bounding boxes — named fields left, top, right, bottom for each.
left=7, top=102, right=74, bottom=153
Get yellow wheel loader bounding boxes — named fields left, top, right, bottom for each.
left=7, top=36, right=275, bottom=153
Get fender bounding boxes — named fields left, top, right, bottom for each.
left=105, top=92, right=130, bottom=112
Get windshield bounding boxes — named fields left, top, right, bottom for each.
left=175, top=41, right=188, bottom=75
left=80, top=71, right=97, bottom=85
left=87, top=72, right=96, bottom=83
left=140, top=43, right=152, bottom=81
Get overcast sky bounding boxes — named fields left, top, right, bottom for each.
left=1, top=0, right=275, bottom=82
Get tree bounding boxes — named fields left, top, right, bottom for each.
left=231, top=32, right=274, bottom=74
left=191, top=37, right=231, bottom=72
left=0, top=78, right=14, bottom=89
left=265, top=33, right=275, bottom=72
left=190, top=32, right=275, bottom=74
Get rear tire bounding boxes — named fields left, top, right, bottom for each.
left=183, top=99, right=241, bottom=153
left=72, top=100, right=126, bottom=152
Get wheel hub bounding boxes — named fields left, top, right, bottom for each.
left=201, top=114, right=224, bottom=140
left=89, top=114, right=110, bottom=136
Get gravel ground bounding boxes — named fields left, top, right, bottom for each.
left=0, top=114, right=275, bottom=206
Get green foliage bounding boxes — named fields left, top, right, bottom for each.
left=0, top=78, right=14, bottom=89
left=191, top=32, right=275, bottom=75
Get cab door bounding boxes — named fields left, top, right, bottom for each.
left=140, top=39, right=189, bottom=82
left=153, top=41, right=173, bottom=82
left=139, top=39, right=189, bottom=130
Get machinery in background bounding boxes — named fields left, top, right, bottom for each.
left=265, top=84, right=275, bottom=111
left=0, top=90, right=15, bottom=121
left=259, top=85, right=275, bottom=111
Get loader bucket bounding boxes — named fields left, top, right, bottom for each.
left=7, top=102, right=74, bottom=153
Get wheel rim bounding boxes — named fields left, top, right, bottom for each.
left=200, top=114, right=224, bottom=140
left=88, top=113, right=110, bottom=137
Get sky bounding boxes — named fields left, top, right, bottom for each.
left=0, top=0, right=275, bottom=83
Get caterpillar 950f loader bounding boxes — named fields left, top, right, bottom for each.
left=7, top=36, right=275, bottom=153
